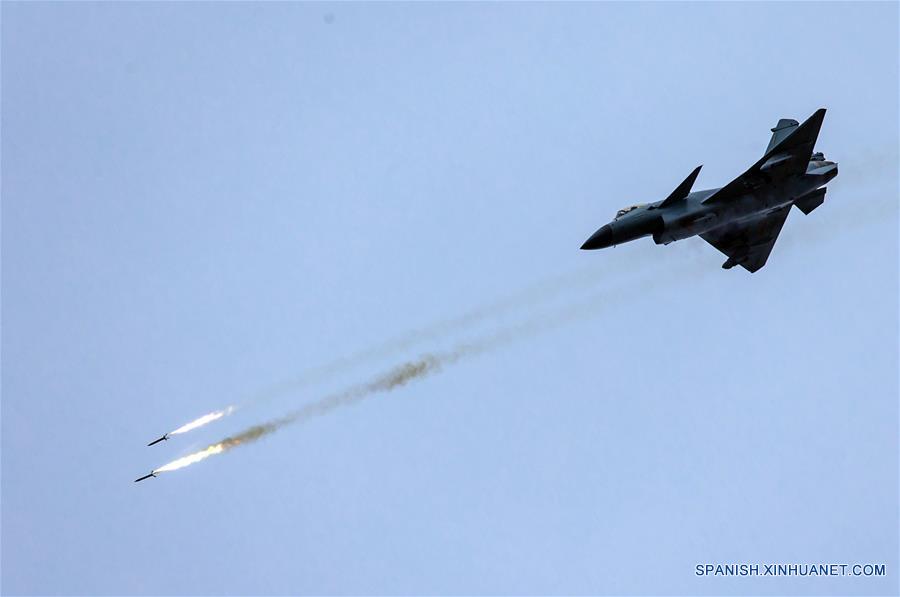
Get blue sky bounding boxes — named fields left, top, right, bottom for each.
left=2, top=2, right=897, bottom=595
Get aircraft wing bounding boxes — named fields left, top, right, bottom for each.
left=699, top=206, right=791, bottom=273
left=703, top=109, right=826, bottom=205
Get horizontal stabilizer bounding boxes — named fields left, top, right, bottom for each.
left=658, top=165, right=702, bottom=208
left=766, top=118, right=799, bottom=154
left=794, top=187, right=826, bottom=215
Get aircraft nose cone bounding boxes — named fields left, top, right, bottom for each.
left=581, top=224, right=614, bottom=250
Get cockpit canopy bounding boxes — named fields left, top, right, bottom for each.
left=615, top=204, right=645, bottom=219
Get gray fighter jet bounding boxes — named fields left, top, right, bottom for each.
left=580, top=109, right=837, bottom=272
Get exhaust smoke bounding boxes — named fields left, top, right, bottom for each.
left=151, top=265, right=686, bottom=475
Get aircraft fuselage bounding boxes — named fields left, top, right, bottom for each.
left=583, top=161, right=836, bottom=249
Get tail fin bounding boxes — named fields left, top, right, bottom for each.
left=766, top=118, right=799, bottom=154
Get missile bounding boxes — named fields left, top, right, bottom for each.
left=147, top=434, right=169, bottom=447
left=134, top=472, right=157, bottom=483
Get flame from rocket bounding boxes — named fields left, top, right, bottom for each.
left=167, top=405, right=237, bottom=437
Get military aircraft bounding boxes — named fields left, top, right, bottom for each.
left=580, top=109, right=837, bottom=272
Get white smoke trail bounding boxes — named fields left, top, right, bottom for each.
left=151, top=263, right=693, bottom=475
left=158, top=260, right=653, bottom=438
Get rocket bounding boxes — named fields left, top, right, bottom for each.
left=134, top=472, right=157, bottom=483
left=147, top=434, right=169, bottom=447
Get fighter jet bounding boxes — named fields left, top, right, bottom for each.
left=581, top=109, right=837, bottom=272
left=147, top=434, right=168, bottom=447
left=134, top=472, right=157, bottom=483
